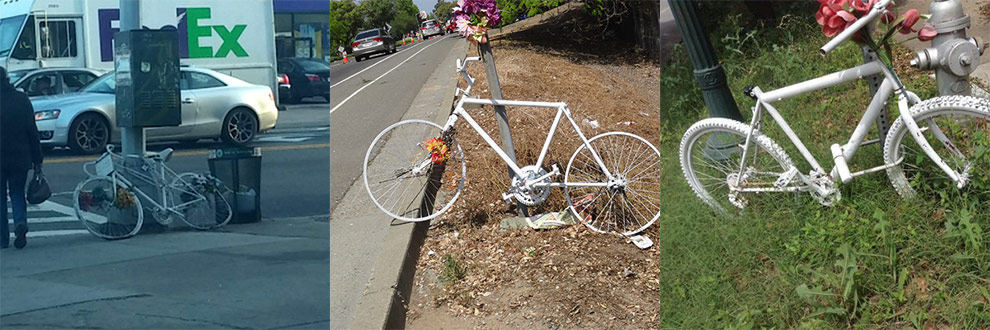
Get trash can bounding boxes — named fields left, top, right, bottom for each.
left=208, top=147, right=262, bottom=223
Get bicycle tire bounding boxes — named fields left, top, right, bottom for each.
left=363, top=119, right=465, bottom=222
left=884, top=95, right=990, bottom=201
left=564, top=132, right=663, bottom=236
left=679, top=118, right=795, bottom=214
left=74, top=176, right=143, bottom=240
left=171, top=173, right=233, bottom=230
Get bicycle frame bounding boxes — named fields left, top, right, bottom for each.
left=90, top=151, right=204, bottom=218
left=738, top=59, right=968, bottom=194
left=445, top=57, right=614, bottom=190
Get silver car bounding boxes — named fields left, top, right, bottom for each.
left=33, top=67, right=279, bottom=154
left=420, top=19, right=443, bottom=38
left=351, top=28, right=396, bottom=62
left=9, top=68, right=105, bottom=97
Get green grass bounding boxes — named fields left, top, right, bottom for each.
left=659, top=11, right=989, bottom=329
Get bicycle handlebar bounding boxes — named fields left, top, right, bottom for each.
left=456, top=56, right=481, bottom=96
left=820, top=0, right=890, bottom=56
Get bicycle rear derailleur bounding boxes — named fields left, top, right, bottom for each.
left=502, top=164, right=560, bottom=206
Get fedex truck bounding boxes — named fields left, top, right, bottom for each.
left=0, top=0, right=278, bottom=101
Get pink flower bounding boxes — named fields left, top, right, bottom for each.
left=816, top=4, right=838, bottom=26
left=880, top=10, right=895, bottom=24
left=918, top=24, right=937, bottom=41
left=824, top=10, right=857, bottom=37
left=898, top=9, right=920, bottom=34
left=818, top=0, right=847, bottom=10
left=850, top=0, right=876, bottom=14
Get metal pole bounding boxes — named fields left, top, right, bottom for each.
left=119, top=0, right=145, bottom=157
left=668, top=0, right=743, bottom=121
left=478, top=42, right=527, bottom=217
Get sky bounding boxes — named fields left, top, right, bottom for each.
left=413, top=0, right=436, bottom=16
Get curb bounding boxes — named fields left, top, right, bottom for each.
left=347, top=40, right=469, bottom=330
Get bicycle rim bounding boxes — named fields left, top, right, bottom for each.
left=885, top=96, right=990, bottom=204
left=565, top=132, right=663, bottom=236
left=74, top=176, right=143, bottom=240
left=364, top=119, right=465, bottom=222
left=171, top=173, right=233, bottom=230
left=680, top=118, right=794, bottom=214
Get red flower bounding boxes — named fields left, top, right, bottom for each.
left=918, top=24, right=937, bottom=41
left=899, top=9, right=920, bottom=34
left=850, top=0, right=876, bottom=14
left=824, top=10, right=857, bottom=37
left=880, top=10, right=895, bottom=24
left=816, top=4, right=838, bottom=26
left=818, top=0, right=847, bottom=10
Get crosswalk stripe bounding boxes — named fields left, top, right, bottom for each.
left=27, top=230, right=89, bottom=238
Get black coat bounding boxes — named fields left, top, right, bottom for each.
left=0, top=83, right=43, bottom=171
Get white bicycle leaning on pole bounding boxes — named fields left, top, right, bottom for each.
left=363, top=56, right=663, bottom=236
left=679, top=0, right=990, bottom=213
left=74, top=145, right=233, bottom=239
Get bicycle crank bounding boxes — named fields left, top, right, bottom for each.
left=505, top=165, right=554, bottom=206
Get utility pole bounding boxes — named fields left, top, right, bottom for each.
left=668, top=0, right=743, bottom=121
left=119, top=0, right=145, bottom=158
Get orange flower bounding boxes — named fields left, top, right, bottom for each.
left=425, top=137, right=451, bottom=164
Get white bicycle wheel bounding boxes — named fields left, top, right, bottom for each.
left=363, top=119, right=465, bottom=222
left=884, top=95, right=990, bottom=201
left=171, top=173, right=233, bottom=230
left=74, top=176, right=143, bottom=240
left=564, top=132, right=663, bottom=236
left=679, top=118, right=794, bottom=213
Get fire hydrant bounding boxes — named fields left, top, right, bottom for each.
left=909, top=0, right=988, bottom=96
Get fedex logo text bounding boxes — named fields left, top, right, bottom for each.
left=99, top=7, right=248, bottom=62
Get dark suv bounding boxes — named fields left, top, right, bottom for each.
left=351, top=28, right=396, bottom=62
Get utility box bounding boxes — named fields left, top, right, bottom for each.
left=208, top=147, right=262, bottom=224
left=114, top=29, right=181, bottom=128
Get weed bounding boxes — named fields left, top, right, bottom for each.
left=439, top=253, right=467, bottom=286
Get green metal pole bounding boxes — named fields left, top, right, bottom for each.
left=668, top=0, right=744, bottom=121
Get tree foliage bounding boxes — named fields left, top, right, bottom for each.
left=330, top=0, right=360, bottom=52
left=434, top=1, right=458, bottom=23
left=496, top=0, right=560, bottom=26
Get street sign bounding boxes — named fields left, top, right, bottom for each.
left=338, top=46, right=344, bottom=52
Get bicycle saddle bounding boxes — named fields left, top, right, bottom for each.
left=147, top=148, right=174, bottom=162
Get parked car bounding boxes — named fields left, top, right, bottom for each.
left=32, top=67, right=279, bottom=154
left=277, top=57, right=329, bottom=103
left=9, top=68, right=104, bottom=98
left=351, top=28, right=396, bottom=62
left=276, top=72, right=291, bottom=103
left=420, top=19, right=443, bottom=38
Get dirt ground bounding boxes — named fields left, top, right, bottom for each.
left=404, top=6, right=662, bottom=330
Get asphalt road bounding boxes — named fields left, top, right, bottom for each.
left=24, top=100, right=330, bottom=238
left=330, top=35, right=460, bottom=214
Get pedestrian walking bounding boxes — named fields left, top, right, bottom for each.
left=1, top=66, right=44, bottom=249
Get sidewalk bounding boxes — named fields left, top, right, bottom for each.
left=0, top=216, right=329, bottom=329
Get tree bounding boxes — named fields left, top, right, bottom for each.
left=390, top=0, right=420, bottom=39
left=497, top=0, right=560, bottom=26
left=433, top=1, right=457, bottom=23
left=359, top=0, right=397, bottom=30
left=331, top=0, right=360, bottom=51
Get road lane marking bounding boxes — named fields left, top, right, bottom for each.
left=329, top=38, right=436, bottom=89
left=47, top=143, right=331, bottom=164
left=329, top=38, right=444, bottom=115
